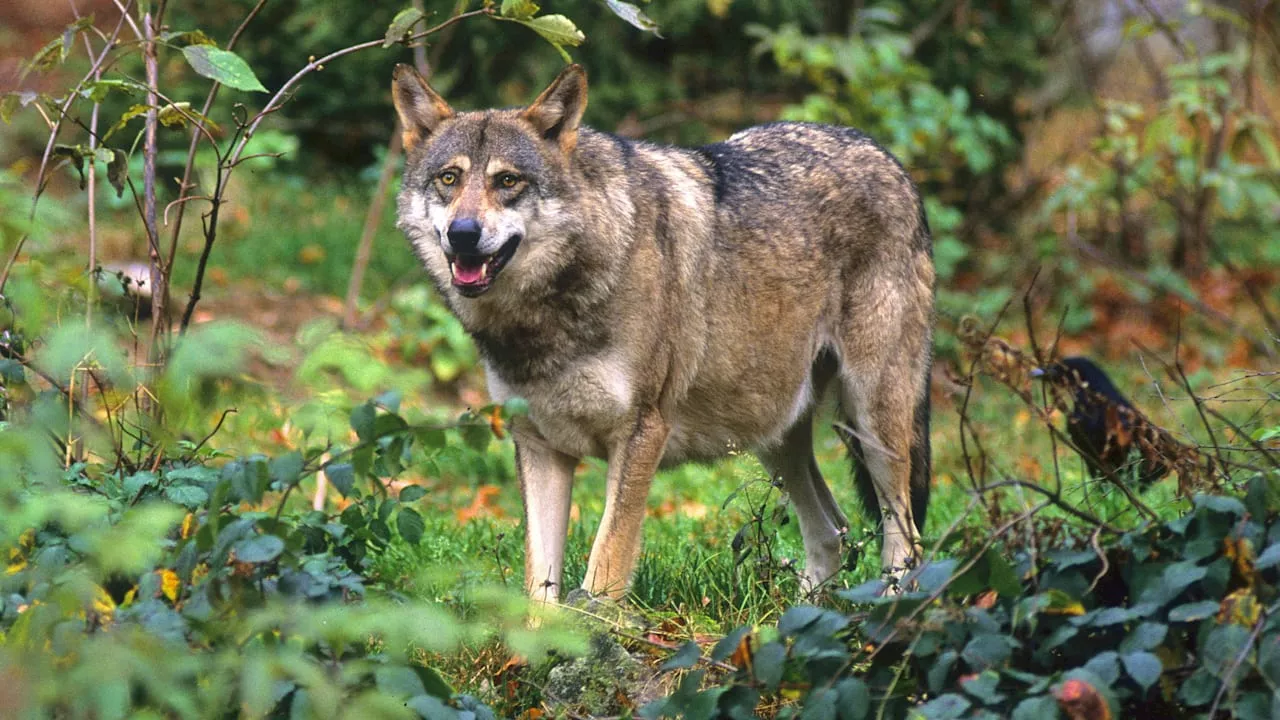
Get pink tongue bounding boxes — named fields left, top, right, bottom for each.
left=453, top=262, right=485, bottom=284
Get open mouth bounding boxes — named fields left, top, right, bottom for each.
left=447, top=235, right=522, bottom=297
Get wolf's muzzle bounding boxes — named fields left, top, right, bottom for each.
left=446, top=218, right=483, bottom=255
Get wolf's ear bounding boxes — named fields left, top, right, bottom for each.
left=521, top=64, right=588, bottom=154
left=392, top=64, right=454, bottom=151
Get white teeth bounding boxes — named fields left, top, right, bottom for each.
left=450, top=260, right=458, bottom=277
left=479, top=263, right=488, bottom=280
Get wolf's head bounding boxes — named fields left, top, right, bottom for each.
left=391, top=64, right=588, bottom=300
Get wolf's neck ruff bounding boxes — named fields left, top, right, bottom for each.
left=391, top=63, right=935, bottom=603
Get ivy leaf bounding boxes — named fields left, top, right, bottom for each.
left=124, top=471, right=158, bottom=497
left=834, top=677, right=870, bottom=720
left=1010, top=696, right=1057, bottom=720
left=710, top=626, right=750, bottom=663
left=961, top=634, right=1015, bottom=671
left=601, top=0, right=662, bottom=37
left=375, top=666, right=426, bottom=698
left=660, top=641, right=701, bottom=671
left=399, top=485, right=427, bottom=503
left=396, top=507, right=425, bottom=545
left=383, top=6, right=427, bottom=48
left=269, top=451, right=304, bottom=490
left=181, top=45, right=267, bottom=92
left=351, top=402, right=376, bottom=442
left=1120, top=622, right=1168, bottom=653
left=778, top=605, right=824, bottom=636
left=1168, top=599, right=1220, bottom=622
left=1121, top=651, right=1162, bottom=691
left=909, top=693, right=971, bottom=719
left=164, top=484, right=209, bottom=509
left=233, top=534, right=285, bottom=563
left=326, top=462, right=356, bottom=498
left=753, top=642, right=786, bottom=690
left=414, top=665, right=454, bottom=700
left=501, top=0, right=540, bottom=20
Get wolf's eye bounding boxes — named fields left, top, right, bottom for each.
left=439, top=170, right=459, bottom=186
left=498, top=173, right=520, bottom=189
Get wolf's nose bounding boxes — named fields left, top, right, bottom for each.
left=446, top=218, right=483, bottom=254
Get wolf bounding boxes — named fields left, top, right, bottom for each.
left=391, top=64, right=935, bottom=603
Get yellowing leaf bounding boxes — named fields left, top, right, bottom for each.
left=1218, top=588, right=1260, bottom=626
left=92, top=584, right=116, bottom=622
left=6, top=549, right=27, bottom=575
left=181, top=512, right=197, bottom=540
left=158, top=569, right=181, bottom=603
left=1039, top=588, right=1086, bottom=616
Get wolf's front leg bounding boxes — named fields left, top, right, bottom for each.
left=515, top=430, right=579, bottom=604
left=583, top=408, right=670, bottom=599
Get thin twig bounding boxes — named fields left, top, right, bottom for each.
left=0, top=1, right=134, bottom=294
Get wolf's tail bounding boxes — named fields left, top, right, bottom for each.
left=846, top=375, right=932, bottom=535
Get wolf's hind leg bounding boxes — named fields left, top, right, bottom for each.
left=837, top=351, right=928, bottom=581
left=583, top=407, right=670, bottom=599
left=759, top=415, right=849, bottom=596
left=515, top=431, right=579, bottom=604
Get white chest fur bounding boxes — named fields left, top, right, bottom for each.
left=484, top=353, right=636, bottom=459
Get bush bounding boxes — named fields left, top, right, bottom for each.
left=642, top=474, right=1280, bottom=719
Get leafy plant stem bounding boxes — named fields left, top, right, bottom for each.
left=0, top=0, right=134, bottom=294
left=166, top=0, right=270, bottom=299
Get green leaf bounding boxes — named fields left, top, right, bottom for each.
left=1120, top=622, right=1168, bottom=653
left=160, top=29, right=217, bottom=46
left=233, top=534, right=285, bottom=563
left=501, top=0, right=540, bottom=20
left=503, top=396, right=530, bottom=417
left=383, top=6, right=427, bottom=48
left=1234, top=692, right=1273, bottom=720
left=106, top=148, right=127, bottom=198
left=910, top=693, right=970, bottom=720
left=1121, top=651, right=1162, bottom=691
left=124, top=471, right=158, bottom=497
left=375, top=666, right=426, bottom=698
left=270, top=451, right=304, bottom=489
left=661, top=641, right=701, bottom=671
left=1202, top=624, right=1251, bottom=676
left=400, top=485, right=428, bottom=503
left=800, top=687, right=838, bottom=720
left=960, top=670, right=1005, bottom=704
left=515, top=15, right=585, bottom=60
left=164, top=484, right=209, bottom=508
left=1010, top=696, right=1058, bottom=720
left=753, top=642, right=786, bottom=690
left=985, top=549, right=1020, bottom=598
left=351, top=402, right=376, bottom=441
left=181, top=45, right=267, bottom=92
left=414, top=665, right=455, bottom=700
left=602, top=0, right=662, bottom=36
left=1083, top=650, right=1121, bottom=685
left=1168, top=599, right=1220, bottom=622
left=835, top=677, right=870, bottom=720
left=962, top=634, right=1014, bottom=671
left=1179, top=668, right=1218, bottom=706
left=710, top=626, right=750, bottom=663
left=326, top=462, right=355, bottom=497
left=406, top=694, right=457, bottom=720
left=397, top=507, right=425, bottom=544
left=1256, top=543, right=1280, bottom=570
left=778, top=605, right=824, bottom=635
